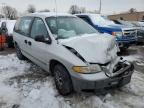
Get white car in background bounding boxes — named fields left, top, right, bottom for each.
left=139, top=20, right=144, bottom=27
left=131, top=21, right=144, bottom=29
left=0, top=19, right=16, bottom=48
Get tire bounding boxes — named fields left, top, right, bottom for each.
left=54, top=64, right=73, bottom=95
left=15, top=44, right=26, bottom=60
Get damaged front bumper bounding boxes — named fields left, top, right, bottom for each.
left=71, top=62, right=134, bottom=93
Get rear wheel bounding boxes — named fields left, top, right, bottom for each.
left=15, top=44, right=26, bottom=60
left=54, top=64, right=73, bottom=95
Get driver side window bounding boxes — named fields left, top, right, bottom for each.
left=31, top=18, right=48, bottom=39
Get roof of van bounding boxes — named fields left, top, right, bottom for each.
left=26, top=12, right=76, bottom=18
left=75, top=13, right=103, bottom=17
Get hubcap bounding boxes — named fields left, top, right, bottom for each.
left=55, top=70, right=63, bottom=89
left=16, top=46, right=21, bottom=57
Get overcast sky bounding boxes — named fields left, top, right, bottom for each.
left=0, top=0, right=144, bottom=15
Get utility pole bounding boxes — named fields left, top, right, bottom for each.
left=99, top=0, right=102, bottom=14
left=1, top=3, right=7, bottom=19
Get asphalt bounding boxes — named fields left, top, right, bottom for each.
left=0, top=48, right=15, bottom=55
left=120, top=45, right=144, bottom=73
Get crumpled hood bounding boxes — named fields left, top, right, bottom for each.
left=100, top=24, right=137, bottom=32
left=108, top=24, right=125, bottom=28
left=108, top=24, right=136, bottom=30
left=59, top=33, right=119, bottom=64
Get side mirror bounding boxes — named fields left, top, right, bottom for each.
left=34, top=35, right=51, bottom=44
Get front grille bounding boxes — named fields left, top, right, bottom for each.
left=123, top=29, right=137, bottom=36
left=137, top=30, right=144, bottom=36
left=113, top=62, right=128, bottom=73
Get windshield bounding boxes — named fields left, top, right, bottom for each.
left=90, top=14, right=115, bottom=26
left=46, top=17, right=98, bottom=39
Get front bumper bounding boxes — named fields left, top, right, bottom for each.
left=71, top=63, right=134, bottom=92
left=116, top=36, right=137, bottom=48
left=137, top=36, right=144, bottom=43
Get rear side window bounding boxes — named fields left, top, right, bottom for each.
left=78, top=16, right=92, bottom=25
left=14, top=17, right=33, bottom=36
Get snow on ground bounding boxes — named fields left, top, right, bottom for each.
left=122, top=54, right=142, bottom=62
left=0, top=54, right=144, bottom=108
left=121, top=46, right=144, bottom=63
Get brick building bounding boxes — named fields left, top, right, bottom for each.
left=108, top=11, right=144, bottom=21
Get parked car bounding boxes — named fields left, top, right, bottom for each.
left=0, top=20, right=16, bottom=48
left=113, top=20, right=144, bottom=43
left=131, top=21, right=144, bottom=29
left=13, top=12, right=134, bottom=95
left=76, top=13, right=137, bottom=50
left=139, top=20, right=144, bottom=27
left=113, top=19, right=135, bottom=27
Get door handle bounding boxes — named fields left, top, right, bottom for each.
left=24, top=40, right=27, bottom=44
left=28, top=41, right=32, bottom=46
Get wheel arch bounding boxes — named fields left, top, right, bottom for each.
left=14, top=41, right=18, bottom=47
left=49, top=59, right=68, bottom=76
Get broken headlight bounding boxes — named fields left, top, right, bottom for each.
left=72, top=64, right=101, bottom=74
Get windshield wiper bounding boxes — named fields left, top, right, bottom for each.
left=55, top=36, right=67, bottom=40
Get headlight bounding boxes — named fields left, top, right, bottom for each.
left=112, top=32, right=123, bottom=36
left=72, top=64, right=101, bottom=74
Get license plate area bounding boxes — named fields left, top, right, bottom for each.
left=108, top=80, right=119, bottom=86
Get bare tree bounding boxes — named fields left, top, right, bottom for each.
left=80, top=7, right=86, bottom=13
left=2, top=5, right=18, bottom=19
left=39, top=9, right=50, bottom=12
left=69, top=5, right=87, bottom=14
left=129, top=8, right=137, bottom=13
left=69, top=5, right=80, bottom=14
left=27, top=5, right=36, bottom=13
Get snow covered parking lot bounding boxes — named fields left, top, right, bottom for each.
left=0, top=46, right=144, bottom=108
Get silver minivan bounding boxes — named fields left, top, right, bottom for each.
left=13, top=12, right=134, bottom=95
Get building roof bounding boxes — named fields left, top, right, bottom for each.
left=75, top=13, right=101, bottom=16
left=109, top=11, right=144, bottom=16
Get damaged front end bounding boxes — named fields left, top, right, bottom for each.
left=101, top=58, right=134, bottom=78
left=100, top=57, right=134, bottom=78
left=97, top=60, right=134, bottom=93
left=60, top=34, right=134, bottom=92
left=71, top=59, right=134, bottom=92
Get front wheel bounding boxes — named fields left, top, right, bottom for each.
left=54, top=64, right=73, bottom=95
